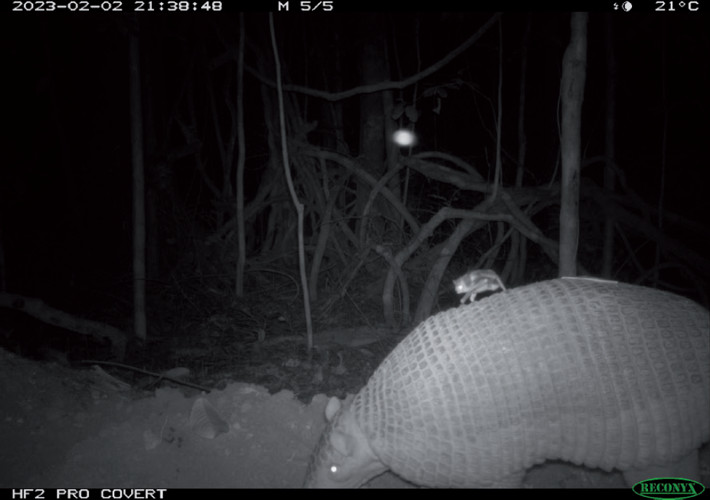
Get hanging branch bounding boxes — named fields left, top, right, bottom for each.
left=268, top=13, right=314, bottom=351
left=248, top=14, right=501, bottom=102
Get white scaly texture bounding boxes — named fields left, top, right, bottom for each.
left=349, top=279, right=709, bottom=487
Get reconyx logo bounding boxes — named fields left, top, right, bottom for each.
left=633, top=477, right=705, bottom=500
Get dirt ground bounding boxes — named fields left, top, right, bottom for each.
left=0, top=347, right=707, bottom=489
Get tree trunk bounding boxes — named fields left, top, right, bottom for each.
left=129, top=21, right=147, bottom=342
left=559, top=13, right=588, bottom=277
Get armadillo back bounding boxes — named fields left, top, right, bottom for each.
left=352, top=278, right=709, bottom=487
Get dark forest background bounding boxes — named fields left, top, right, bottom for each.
left=2, top=9, right=708, bottom=370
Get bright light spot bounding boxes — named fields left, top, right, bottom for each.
left=393, top=129, right=417, bottom=147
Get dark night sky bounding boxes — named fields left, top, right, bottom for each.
left=2, top=6, right=709, bottom=311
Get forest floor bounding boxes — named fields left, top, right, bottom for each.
left=0, top=328, right=708, bottom=489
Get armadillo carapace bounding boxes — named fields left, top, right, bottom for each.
left=304, top=278, right=710, bottom=488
